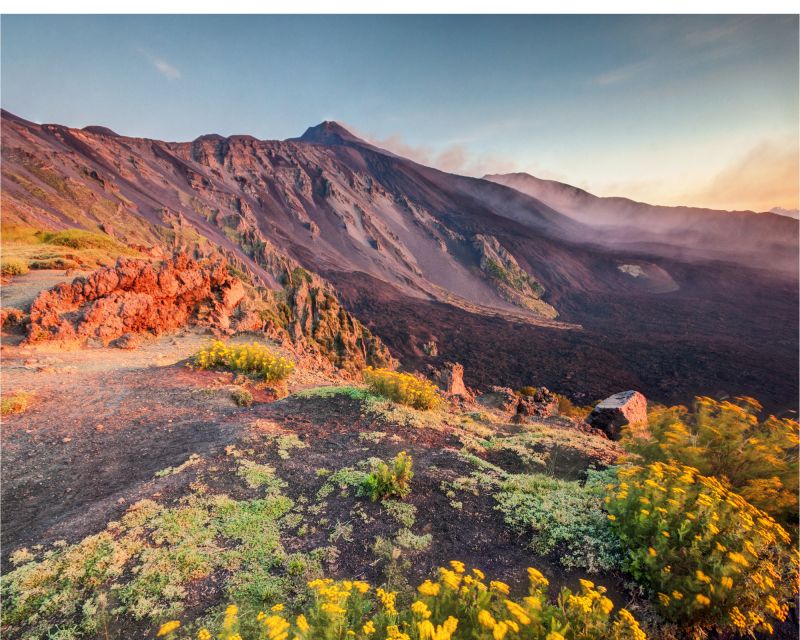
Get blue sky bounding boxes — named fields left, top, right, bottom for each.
left=2, top=15, right=797, bottom=210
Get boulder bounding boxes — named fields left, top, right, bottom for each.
left=587, top=390, right=647, bottom=440
left=477, top=385, right=518, bottom=414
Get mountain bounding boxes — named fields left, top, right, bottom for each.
left=484, top=172, right=798, bottom=273
left=771, top=207, right=800, bottom=220
left=2, top=110, right=797, bottom=411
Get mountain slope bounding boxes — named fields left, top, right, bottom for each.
left=2, top=110, right=797, bottom=410
left=484, top=172, right=799, bottom=273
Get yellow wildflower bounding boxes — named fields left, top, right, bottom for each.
left=296, top=615, right=310, bottom=632
left=418, top=580, right=441, bottom=596
left=411, top=601, right=432, bottom=619
left=695, top=594, right=711, bottom=606
left=157, top=621, right=181, bottom=637
left=490, top=580, right=510, bottom=595
left=478, top=609, right=497, bottom=629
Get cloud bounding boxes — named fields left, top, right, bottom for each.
left=590, top=60, right=651, bottom=87
left=137, top=48, right=181, bottom=80
left=364, top=134, right=517, bottom=177
left=681, top=140, right=799, bottom=212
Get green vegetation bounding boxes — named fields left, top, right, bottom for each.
left=195, top=341, right=295, bottom=383
left=621, top=396, right=799, bottom=529
left=232, top=387, right=254, bottom=407
left=606, top=462, right=797, bottom=636
left=495, top=470, right=622, bottom=573
left=1, top=391, right=33, bottom=416
left=359, top=452, right=414, bottom=502
left=364, top=368, right=442, bottom=410
left=1, top=257, right=29, bottom=276
left=1, top=225, right=140, bottom=271
left=159, top=562, right=646, bottom=640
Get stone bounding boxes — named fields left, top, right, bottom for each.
left=477, top=386, right=518, bottom=413
left=516, top=387, right=559, bottom=419
left=587, top=390, right=647, bottom=440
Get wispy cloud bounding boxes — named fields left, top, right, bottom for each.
left=589, top=16, right=754, bottom=88
left=681, top=140, right=799, bottom=211
left=137, top=48, right=181, bottom=80
left=365, top=133, right=517, bottom=177
left=590, top=60, right=651, bottom=87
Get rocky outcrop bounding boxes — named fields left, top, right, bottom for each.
left=587, top=390, right=647, bottom=440
left=26, top=253, right=245, bottom=345
left=516, top=387, right=559, bottom=419
left=477, top=386, right=519, bottom=414
left=472, top=234, right=558, bottom=319
left=428, top=362, right=474, bottom=400
left=283, top=269, right=394, bottom=371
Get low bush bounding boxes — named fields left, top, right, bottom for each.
left=364, top=368, right=441, bottom=410
left=232, top=388, right=254, bottom=407
left=495, top=470, right=622, bottom=573
left=621, top=396, right=799, bottom=528
left=39, top=229, right=122, bottom=251
left=158, top=562, right=647, bottom=640
left=606, top=461, right=797, bottom=636
left=195, top=341, right=295, bottom=383
left=1, top=391, right=33, bottom=416
left=359, top=452, right=414, bottom=501
left=0, top=257, right=29, bottom=276
left=555, top=394, right=591, bottom=420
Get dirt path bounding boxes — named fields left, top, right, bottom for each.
left=1, top=269, right=92, bottom=311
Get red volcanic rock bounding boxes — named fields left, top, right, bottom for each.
left=26, top=253, right=245, bottom=345
left=429, top=362, right=474, bottom=401
left=516, top=387, right=559, bottom=419
left=587, top=390, right=647, bottom=440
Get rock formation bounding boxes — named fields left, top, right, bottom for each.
left=26, top=253, right=245, bottom=345
left=587, top=390, right=647, bottom=440
left=428, top=362, right=474, bottom=401
left=516, top=387, right=559, bottom=419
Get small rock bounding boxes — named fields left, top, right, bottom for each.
left=62, top=437, right=72, bottom=443
left=95, top=424, right=105, bottom=431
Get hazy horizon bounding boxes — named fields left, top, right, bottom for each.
left=2, top=14, right=798, bottom=211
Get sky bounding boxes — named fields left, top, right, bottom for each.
left=1, top=15, right=798, bottom=212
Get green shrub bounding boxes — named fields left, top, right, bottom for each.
left=1, top=391, right=32, bottom=415
left=195, top=341, right=295, bottom=383
left=159, top=562, right=647, bottom=640
left=495, top=470, right=622, bottom=573
left=555, top=393, right=591, bottom=420
left=359, top=451, right=414, bottom=501
left=364, top=367, right=441, bottom=410
left=1, top=257, right=29, bottom=276
left=606, top=462, right=797, bottom=636
left=518, top=386, right=536, bottom=396
left=621, top=396, right=799, bottom=529
left=39, top=229, right=121, bottom=251
left=232, top=388, right=254, bottom=407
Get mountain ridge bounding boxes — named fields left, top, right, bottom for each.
left=2, top=109, right=797, bottom=410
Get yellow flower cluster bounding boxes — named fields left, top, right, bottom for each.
left=161, top=562, right=647, bottom=640
left=621, top=395, right=799, bottom=528
left=606, top=461, right=798, bottom=635
left=194, top=340, right=295, bottom=382
left=363, top=367, right=442, bottom=410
